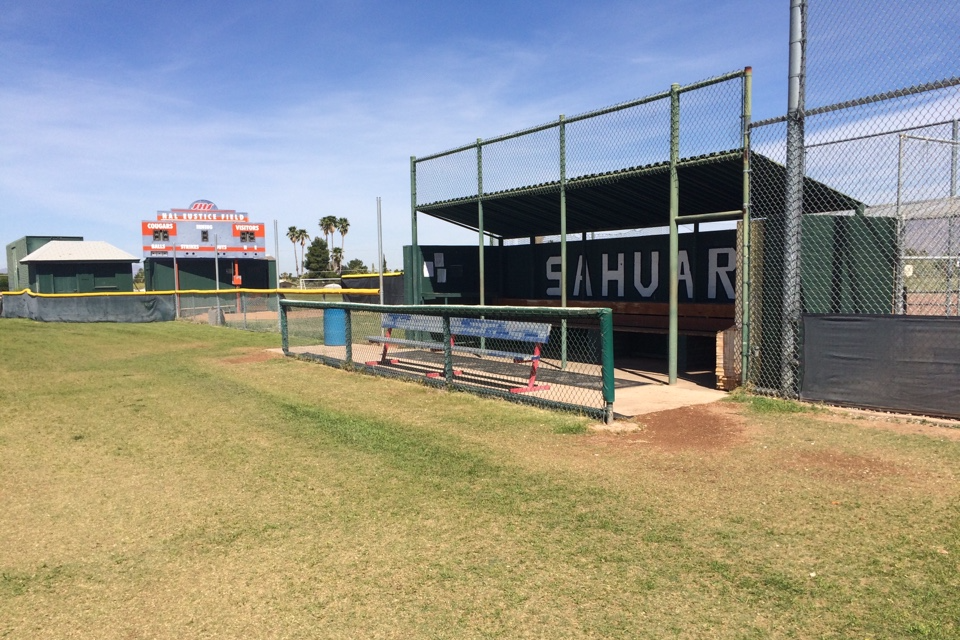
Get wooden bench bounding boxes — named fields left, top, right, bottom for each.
left=494, top=298, right=734, bottom=336
left=366, top=313, right=552, bottom=393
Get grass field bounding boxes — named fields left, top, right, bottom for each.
left=1, top=319, right=958, bottom=639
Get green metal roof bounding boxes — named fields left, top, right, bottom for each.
left=416, top=151, right=862, bottom=239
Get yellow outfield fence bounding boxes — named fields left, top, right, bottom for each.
left=1, top=287, right=381, bottom=327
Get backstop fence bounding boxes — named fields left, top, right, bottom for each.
left=280, top=300, right=616, bottom=423
left=748, top=0, right=960, bottom=417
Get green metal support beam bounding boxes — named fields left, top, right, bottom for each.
left=668, top=83, right=680, bottom=385
left=675, top=210, right=743, bottom=224
left=410, top=156, right=420, bottom=305
left=741, top=67, right=753, bottom=385
left=559, top=115, right=568, bottom=368
left=477, top=139, right=485, bottom=306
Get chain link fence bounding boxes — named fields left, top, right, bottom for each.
left=748, top=0, right=960, bottom=415
left=414, top=70, right=748, bottom=228
left=281, top=300, right=616, bottom=422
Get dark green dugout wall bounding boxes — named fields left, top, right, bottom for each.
left=406, top=230, right=740, bottom=306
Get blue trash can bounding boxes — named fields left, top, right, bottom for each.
left=323, top=308, right=346, bottom=346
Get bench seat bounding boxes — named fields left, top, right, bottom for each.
left=366, top=312, right=551, bottom=393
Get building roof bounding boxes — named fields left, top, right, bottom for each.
left=20, top=241, right=139, bottom=263
left=417, top=151, right=863, bottom=239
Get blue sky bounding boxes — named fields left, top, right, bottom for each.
left=1, top=0, right=794, bottom=274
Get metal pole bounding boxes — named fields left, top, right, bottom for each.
left=781, top=0, right=806, bottom=397
left=559, top=115, right=568, bottom=369
left=951, top=120, right=958, bottom=315
left=377, top=196, right=384, bottom=305
left=173, top=245, right=180, bottom=319
left=952, top=120, right=958, bottom=198
left=273, top=219, right=280, bottom=288
left=741, top=66, right=753, bottom=385
left=895, top=134, right=906, bottom=314
left=668, top=83, right=680, bottom=385
left=215, top=234, right=222, bottom=322
left=274, top=219, right=281, bottom=332
left=477, top=139, right=485, bottom=306
left=410, top=156, right=420, bottom=305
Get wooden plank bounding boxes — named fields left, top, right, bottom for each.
left=494, top=298, right=733, bottom=319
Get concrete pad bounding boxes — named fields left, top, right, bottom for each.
left=273, top=345, right=728, bottom=419
left=611, top=357, right=727, bottom=417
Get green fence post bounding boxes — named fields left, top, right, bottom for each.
left=344, top=308, right=353, bottom=365
left=741, top=67, right=753, bottom=385
left=599, top=308, right=616, bottom=424
left=443, top=315, right=453, bottom=385
left=477, top=139, right=487, bottom=352
left=280, top=301, right=289, bottom=354
left=668, top=83, right=680, bottom=385
left=410, top=155, right=420, bottom=305
left=559, top=114, right=568, bottom=369
left=477, top=139, right=485, bottom=308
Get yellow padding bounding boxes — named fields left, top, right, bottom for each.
left=0, top=288, right=380, bottom=298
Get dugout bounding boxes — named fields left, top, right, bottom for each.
left=406, top=69, right=869, bottom=385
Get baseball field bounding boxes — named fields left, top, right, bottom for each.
left=1, top=319, right=957, bottom=638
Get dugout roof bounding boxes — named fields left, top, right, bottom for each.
left=416, top=150, right=862, bottom=239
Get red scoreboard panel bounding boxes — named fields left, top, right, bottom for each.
left=142, top=200, right=267, bottom=259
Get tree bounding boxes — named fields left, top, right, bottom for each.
left=331, top=246, right=344, bottom=274
left=344, top=258, right=368, bottom=274
left=295, top=228, right=310, bottom=275
left=286, top=226, right=301, bottom=276
left=133, top=268, right=144, bottom=291
left=319, top=216, right=337, bottom=264
left=336, top=217, right=350, bottom=255
left=303, top=237, right=331, bottom=278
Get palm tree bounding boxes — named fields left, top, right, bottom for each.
left=331, top=246, right=344, bottom=275
left=320, top=216, right=336, bottom=246
left=336, top=217, right=350, bottom=256
left=320, top=216, right=337, bottom=269
left=286, top=226, right=300, bottom=276
left=295, top=228, right=310, bottom=276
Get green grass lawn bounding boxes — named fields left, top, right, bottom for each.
left=1, top=319, right=958, bottom=639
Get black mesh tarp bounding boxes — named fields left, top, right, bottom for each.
left=341, top=274, right=404, bottom=305
left=1, top=293, right=175, bottom=323
left=801, top=314, right=960, bottom=419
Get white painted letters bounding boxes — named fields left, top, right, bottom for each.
left=573, top=255, right=593, bottom=297
left=602, top=253, right=624, bottom=297
left=633, top=251, right=659, bottom=297
left=546, top=256, right=562, bottom=296
left=708, top=248, right=736, bottom=299
left=678, top=250, right=693, bottom=298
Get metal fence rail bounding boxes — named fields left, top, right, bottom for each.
left=280, top=300, right=616, bottom=423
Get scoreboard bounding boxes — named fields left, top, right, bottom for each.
left=142, top=200, right=267, bottom=259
